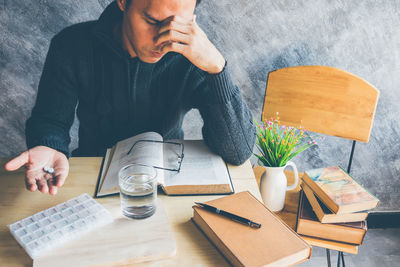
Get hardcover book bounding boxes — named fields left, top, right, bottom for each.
left=96, top=132, right=234, bottom=197
left=300, top=235, right=358, bottom=255
left=296, top=189, right=367, bottom=245
left=302, top=166, right=379, bottom=214
left=302, top=183, right=368, bottom=223
left=192, top=191, right=312, bottom=267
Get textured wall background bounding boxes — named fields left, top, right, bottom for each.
left=1, top=1, right=399, bottom=211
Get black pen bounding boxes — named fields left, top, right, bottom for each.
left=195, top=202, right=261, bottom=229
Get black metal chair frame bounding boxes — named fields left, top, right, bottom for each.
left=325, top=140, right=357, bottom=267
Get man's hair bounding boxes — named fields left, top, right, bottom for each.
left=125, top=0, right=202, bottom=8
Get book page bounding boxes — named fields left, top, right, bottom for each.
left=96, top=147, right=115, bottom=197
left=100, top=132, right=164, bottom=195
left=163, top=140, right=231, bottom=188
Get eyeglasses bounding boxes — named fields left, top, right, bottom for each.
left=127, top=140, right=184, bottom=172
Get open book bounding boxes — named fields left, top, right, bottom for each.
left=95, top=132, right=234, bottom=197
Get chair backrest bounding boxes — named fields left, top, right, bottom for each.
left=262, top=66, right=379, bottom=142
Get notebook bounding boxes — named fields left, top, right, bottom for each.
left=192, top=191, right=312, bottom=267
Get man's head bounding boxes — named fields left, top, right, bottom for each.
left=116, top=0, right=200, bottom=63
left=125, top=0, right=201, bottom=8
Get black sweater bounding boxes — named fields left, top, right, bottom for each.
left=26, top=2, right=256, bottom=165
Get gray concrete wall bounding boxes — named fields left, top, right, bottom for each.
left=1, top=0, right=399, bottom=211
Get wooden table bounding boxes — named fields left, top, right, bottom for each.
left=0, top=157, right=262, bottom=266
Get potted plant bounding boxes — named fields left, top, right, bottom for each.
left=254, top=113, right=322, bottom=211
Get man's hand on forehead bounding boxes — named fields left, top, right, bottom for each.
left=154, top=15, right=226, bottom=74
left=155, top=15, right=194, bottom=47
left=159, top=16, right=193, bottom=36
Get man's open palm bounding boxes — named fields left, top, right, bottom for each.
left=5, top=146, right=69, bottom=195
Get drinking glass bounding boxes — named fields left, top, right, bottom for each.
left=118, top=164, right=157, bottom=219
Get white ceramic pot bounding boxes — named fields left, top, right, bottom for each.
left=259, top=161, right=299, bottom=212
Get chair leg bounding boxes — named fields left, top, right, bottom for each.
left=336, top=251, right=345, bottom=267
left=341, top=252, right=345, bottom=267
left=337, top=252, right=340, bottom=267
left=326, top=249, right=331, bottom=267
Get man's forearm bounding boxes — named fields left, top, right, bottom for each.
left=25, top=34, right=79, bottom=158
left=197, top=65, right=256, bottom=165
left=200, top=91, right=256, bottom=165
left=26, top=117, right=72, bottom=158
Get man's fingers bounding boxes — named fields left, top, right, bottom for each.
left=161, top=42, right=189, bottom=56
left=25, top=169, right=60, bottom=195
left=37, top=177, right=49, bottom=194
left=25, top=179, right=38, bottom=192
left=25, top=178, right=38, bottom=191
left=25, top=169, right=41, bottom=191
left=53, top=156, right=69, bottom=188
left=155, top=30, right=191, bottom=48
left=48, top=182, right=58, bottom=195
left=54, top=170, right=68, bottom=187
left=5, top=151, right=29, bottom=171
left=45, top=175, right=58, bottom=195
left=158, top=21, right=191, bottom=37
left=49, top=186, right=58, bottom=195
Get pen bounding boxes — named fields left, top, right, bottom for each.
left=195, top=202, right=261, bottom=229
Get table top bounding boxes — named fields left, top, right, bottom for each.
left=0, top=157, right=262, bottom=266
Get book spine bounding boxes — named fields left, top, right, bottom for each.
left=301, top=236, right=359, bottom=255
left=297, top=220, right=365, bottom=245
left=302, top=175, right=339, bottom=214
left=301, top=184, right=325, bottom=222
left=295, top=189, right=303, bottom=232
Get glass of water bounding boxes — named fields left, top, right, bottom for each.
left=118, top=164, right=157, bottom=219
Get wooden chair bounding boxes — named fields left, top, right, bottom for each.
left=253, top=66, right=379, bottom=267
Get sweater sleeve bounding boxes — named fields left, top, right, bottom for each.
left=25, top=34, right=78, bottom=158
left=188, top=62, right=256, bottom=165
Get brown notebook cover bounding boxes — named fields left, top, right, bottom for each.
left=192, top=191, right=312, bottom=267
left=296, top=189, right=367, bottom=245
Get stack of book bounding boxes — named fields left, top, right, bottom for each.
left=296, top=166, right=379, bottom=247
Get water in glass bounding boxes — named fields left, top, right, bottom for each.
left=119, top=169, right=157, bottom=219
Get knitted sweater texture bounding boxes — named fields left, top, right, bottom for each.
left=26, top=2, right=256, bottom=165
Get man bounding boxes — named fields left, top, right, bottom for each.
left=5, top=0, right=256, bottom=195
